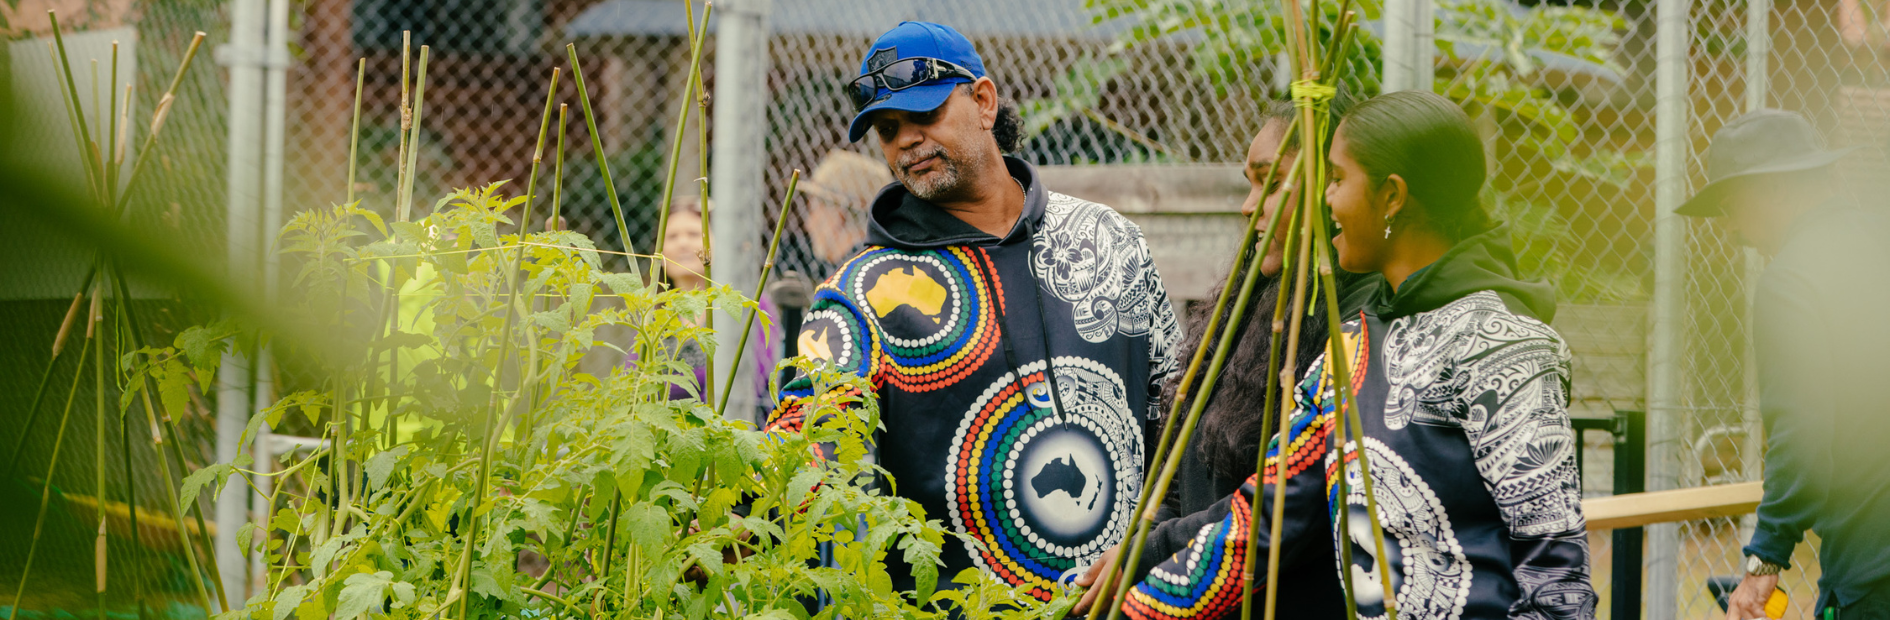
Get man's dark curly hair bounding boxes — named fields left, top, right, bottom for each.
left=957, top=82, right=1024, bottom=154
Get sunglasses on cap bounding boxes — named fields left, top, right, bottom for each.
left=845, top=57, right=978, bottom=112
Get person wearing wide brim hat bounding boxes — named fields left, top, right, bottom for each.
left=1674, top=109, right=1857, bottom=248
left=1695, top=110, right=1890, bottom=620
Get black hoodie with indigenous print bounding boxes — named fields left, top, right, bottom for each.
left=1119, top=224, right=1596, bottom=620
left=767, top=156, right=1182, bottom=600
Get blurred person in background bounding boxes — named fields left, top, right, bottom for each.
left=772, top=150, right=895, bottom=359
left=626, top=197, right=780, bottom=415
left=1069, top=93, right=1367, bottom=616
left=1679, top=109, right=1890, bottom=620
left=765, top=21, right=1181, bottom=600
left=792, top=149, right=894, bottom=277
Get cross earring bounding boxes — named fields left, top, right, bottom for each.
left=1383, top=215, right=1394, bottom=239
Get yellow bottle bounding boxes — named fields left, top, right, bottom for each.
left=1763, top=587, right=1790, bottom=619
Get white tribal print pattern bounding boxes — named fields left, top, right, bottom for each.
left=1381, top=291, right=1584, bottom=538
left=1030, top=191, right=1181, bottom=418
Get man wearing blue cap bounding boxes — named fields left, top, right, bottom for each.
left=766, top=22, right=1181, bottom=601
left=1681, top=110, right=1890, bottom=620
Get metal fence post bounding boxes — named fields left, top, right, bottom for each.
left=710, top=0, right=773, bottom=424
left=1381, top=0, right=1434, bottom=93
left=1647, top=0, right=1693, bottom=617
left=216, top=0, right=269, bottom=602
left=1384, top=0, right=1415, bottom=92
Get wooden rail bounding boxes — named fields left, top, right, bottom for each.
left=1584, top=481, right=1765, bottom=530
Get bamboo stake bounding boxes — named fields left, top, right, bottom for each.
left=115, top=84, right=131, bottom=174
left=347, top=58, right=366, bottom=206
left=111, top=278, right=220, bottom=613
left=715, top=170, right=801, bottom=419
left=394, top=33, right=413, bottom=220
left=8, top=323, right=93, bottom=620
left=117, top=324, right=146, bottom=620
left=649, top=1, right=713, bottom=287
left=565, top=44, right=637, bottom=258
left=1103, top=160, right=1304, bottom=620
left=46, top=40, right=102, bottom=202
left=1259, top=192, right=1330, bottom=620
left=91, top=59, right=101, bottom=166
left=106, top=43, right=119, bottom=201
left=455, top=67, right=560, bottom=620
left=1284, top=1, right=1397, bottom=615
left=1310, top=181, right=1399, bottom=620
left=94, top=269, right=108, bottom=620
left=48, top=13, right=103, bottom=196
left=110, top=31, right=207, bottom=217
left=4, top=265, right=93, bottom=482
left=686, top=1, right=716, bottom=406
left=1081, top=116, right=1300, bottom=620
left=396, top=46, right=432, bottom=222
left=1237, top=192, right=1300, bottom=620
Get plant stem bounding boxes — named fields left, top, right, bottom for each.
left=347, top=57, right=366, bottom=206
left=8, top=321, right=92, bottom=620
left=118, top=339, right=146, bottom=620
left=396, top=45, right=431, bottom=222
left=647, top=1, right=713, bottom=287
left=715, top=170, right=801, bottom=419
left=565, top=44, right=637, bottom=259
left=520, top=586, right=586, bottom=617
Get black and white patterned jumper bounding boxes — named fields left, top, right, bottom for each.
left=1122, top=224, right=1596, bottom=620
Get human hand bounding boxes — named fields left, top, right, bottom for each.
left=1725, top=573, right=1780, bottom=620
left=681, top=517, right=753, bottom=585
left=1069, top=544, right=1122, bottom=615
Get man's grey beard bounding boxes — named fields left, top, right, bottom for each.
left=895, top=144, right=982, bottom=201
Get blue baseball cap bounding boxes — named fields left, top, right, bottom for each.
left=846, top=21, right=987, bottom=143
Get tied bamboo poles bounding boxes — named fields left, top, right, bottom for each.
left=1080, top=1, right=1398, bottom=618
left=6, top=16, right=217, bottom=619
left=1081, top=114, right=1301, bottom=620
left=1256, top=1, right=1398, bottom=619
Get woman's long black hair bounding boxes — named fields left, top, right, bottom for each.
left=1168, top=92, right=1352, bottom=480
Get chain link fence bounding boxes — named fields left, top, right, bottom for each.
left=3, top=0, right=1884, bottom=617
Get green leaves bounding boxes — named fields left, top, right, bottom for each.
left=178, top=453, right=248, bottom=509
left=218, top=184, right=1069, bottom=620
left=337, top=571, right=415, bottom=618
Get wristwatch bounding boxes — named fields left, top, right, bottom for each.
left=1745, top=554, right=1785, bottom=576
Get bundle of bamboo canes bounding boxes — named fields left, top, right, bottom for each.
left=1077, top=2, right=1401, bottom=619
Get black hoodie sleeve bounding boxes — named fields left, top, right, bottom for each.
left=764, top=276, right=879, bottom=435
left=1119, top=362, right=1335, bottom=620
left=1450, top=312, right=1592, bottom=618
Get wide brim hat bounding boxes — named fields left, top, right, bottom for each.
left=1677, top=109, right=1858, bottom=217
